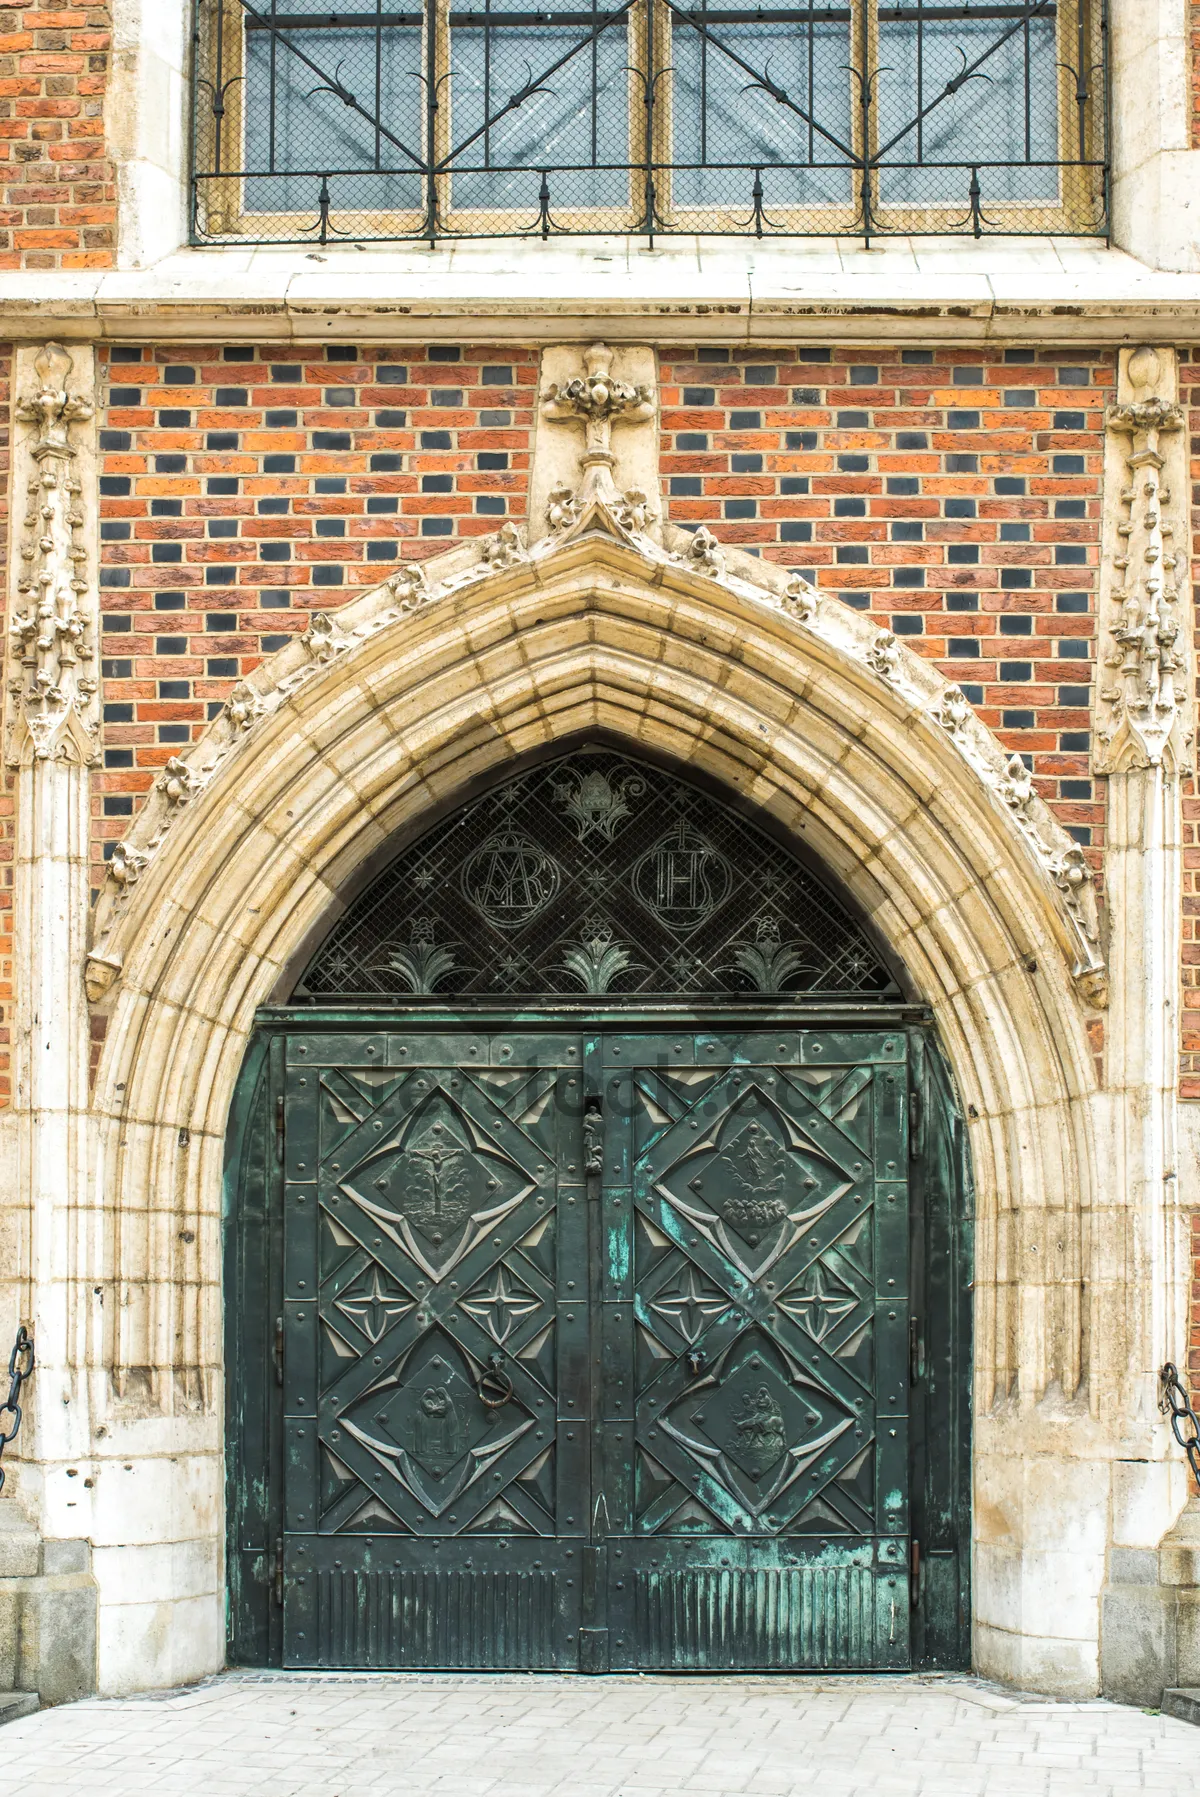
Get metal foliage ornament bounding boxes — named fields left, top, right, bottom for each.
left=299, top=751, right=898, bottom=1001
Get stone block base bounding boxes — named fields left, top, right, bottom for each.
left=1163, top=1689, right=1200, bottom=1725
left=0, top=1513, right=96, bottom=1707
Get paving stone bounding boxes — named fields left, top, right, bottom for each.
left=2, top=1673, right=1198, bottom=1796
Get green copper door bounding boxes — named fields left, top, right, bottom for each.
left=280, top=1030, right=587, bottom=1669
left=597, top=1029, right=910, bottom=1670
left=267, top=1023, right=913, bottom=1672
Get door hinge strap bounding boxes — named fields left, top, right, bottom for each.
left=909, top=1316, right=925, bottom=1386
left=274, top=1315, right=284, bottom=1387
left=583, top=1096, right=603, bottom=1194
left=909, top=1087, right=923, bottom=1156
left=275, top=1095, right=285, bottom=1166
left=910, top=1539, right=921, bottom=1610
left=273, top=1536, right=284, bottom=1607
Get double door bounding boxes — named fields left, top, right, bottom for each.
left=278, top=1024, right=912, bottom=1670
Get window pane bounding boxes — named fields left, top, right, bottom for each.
left=449, top=3, right=631, bottom=214
left=876, top=15, right=1060, bottom=208
left=670, top=11, right=854, bottom=212
left=244, top=2, right=424, bottom=218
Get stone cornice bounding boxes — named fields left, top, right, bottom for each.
left=11, top=244, right=1200, bottom=344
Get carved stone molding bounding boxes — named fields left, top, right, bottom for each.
left=866, top=628, right=900, bottom=683
left=481, top=520, right=528, bottom=570
left=532, top=341, right=659, bottom=543
left=88, top=505, right=1109, bottom=1013
left=541, top=341, right=655, bottom=504
left=5, top=342, right=100, bottom=768
left=1096, top=345, right=1193, bottom=775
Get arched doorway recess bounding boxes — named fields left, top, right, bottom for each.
left=225, top=744, right=972, bottom=1672
left=84, top=524, right=1106, bottom=1691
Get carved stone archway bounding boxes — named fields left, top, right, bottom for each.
left=75, top=477, right=1132, bottom=1694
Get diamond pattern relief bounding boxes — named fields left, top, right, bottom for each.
left=334, top=1263, right=414, bottom=1345
left=631, top=1051, right=893, bottom=1542
left=648, top=1264, right=730, bottom=1346
left=657, top=1333, right=856, bottom=1520
left=339, top=1089, right=535, bottom=1281
left=461, top=1262, right=542, bottom=1344
left=654, top=1084, right=853, bottom=1280
left=299, top=1051, right=571, bottom=1543
left=340, top=1333, right=535, bottom=1519
left=777, top=1264, right=858, bottom=1344
left=280, top=1029, right=912, bottom=1672
left=301, top=752, right=898, bottom=1001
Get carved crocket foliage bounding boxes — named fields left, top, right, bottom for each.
left=303, top=609, right=349, bottom=663
left=482, top=521, right=528, bottom=569
left=6, top=343, right=99, bottom=768
left=677, top=525, right=725, bottom=578
left=546, top=482, right=581, bottom=534
left=1097, top=346, right=1191, bottom=773
left=87, top=506, right=1109, bottom=1011
left=387, top=561, right=432, bottom=612
left=616, top=487, right=656, bottom=534
left=781, top=573, right=819, bottom=623
left=224, top=681, right=263, bottom=733
left=157, top=756, right=203, bottom=808
left=866, top=629, right=900, bottom=683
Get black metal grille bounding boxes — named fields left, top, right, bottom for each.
left=191, top=0, right=1109, bottom=246
left=298, top=751, right=899, bottom=1000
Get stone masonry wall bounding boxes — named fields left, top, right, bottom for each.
left=0, top=0, right=114, bottom=270
left=0, top=343, right=10, bottom=1104
left=1181, top=354, right=1200, bottom=1097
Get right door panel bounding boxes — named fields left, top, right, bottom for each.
left=601, top=1029, right=911, bottom=1670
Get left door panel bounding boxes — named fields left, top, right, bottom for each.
left=281, top=1031, right=587, bottom=1669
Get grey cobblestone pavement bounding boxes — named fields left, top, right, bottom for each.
left=0, top=1670, right=1194, bottom=1796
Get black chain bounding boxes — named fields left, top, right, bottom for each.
left=0, top=1326, right=34, bottom=1498
left=1161, top=1363, right=1200, bottom=1493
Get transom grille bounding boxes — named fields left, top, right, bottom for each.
left=192, top=0, right=1109, bottom=247
left=298, top=751, right=899, bottom=1000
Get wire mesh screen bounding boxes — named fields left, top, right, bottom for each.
left=192, top=1, right=1109, bottom=246
left=298, top=751, right=900, bottom=1001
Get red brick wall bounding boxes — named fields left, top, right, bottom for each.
left=94, top=343, right=536, bottom=892
left=0, top=1, right=115, bottom=270
left=658, top=345, right=1107, bottom=845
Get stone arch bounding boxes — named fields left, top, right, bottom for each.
left=88, top=523, right=1103, bottom=1404
left=84, top=522, right=1113, bottom=1687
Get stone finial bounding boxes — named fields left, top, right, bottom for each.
left=6, top=341, right=99, bottom=768
left=540, top=342, right=656, bottom=514
left=1097, top=345, right=1190, bottom=773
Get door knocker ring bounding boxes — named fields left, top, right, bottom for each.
left=477, top=1352, right=515, bottom=1409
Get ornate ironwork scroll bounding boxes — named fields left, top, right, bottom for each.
left=192, top=0, right=1109, bottom=247
left=299, top=750, right=898, bottom=999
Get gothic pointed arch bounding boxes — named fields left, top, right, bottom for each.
left=84, top=518, right=1105, bottom=1434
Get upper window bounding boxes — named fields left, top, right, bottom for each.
left=192, top=1, right=1109, bottom=245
